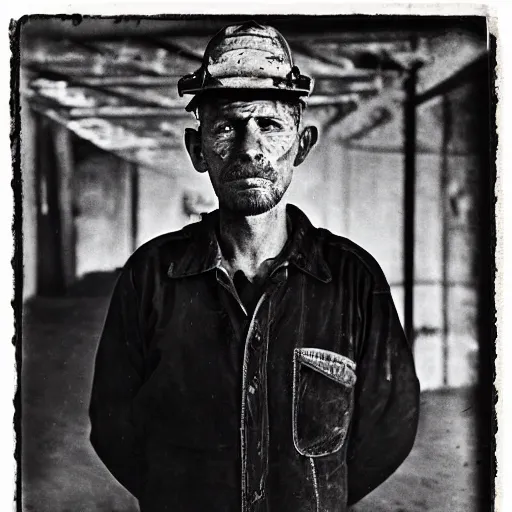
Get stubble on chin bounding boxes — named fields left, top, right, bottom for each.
left=219, top=187, right=283, bottom=216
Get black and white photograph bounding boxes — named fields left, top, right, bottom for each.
left=13, top=12, right=495, bottom=512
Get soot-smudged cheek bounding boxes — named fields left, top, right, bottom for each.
left=258, top=132, right=297, bottom=161
left=208, top=137, right=233, bottom=161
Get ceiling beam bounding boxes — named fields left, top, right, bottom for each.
left=142, top=36, right=203, bottom=62
left=26, top=65, right=176, bottom=108
left=290, top=42, right=355, bottom=69
left=67, top=106, right=187, bottom=118
left=414, top=52, right=489, bottom=106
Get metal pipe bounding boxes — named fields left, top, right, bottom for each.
left=440, top=94, right=452, bottom=387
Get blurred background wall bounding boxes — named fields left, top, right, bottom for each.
left=17, top=15, right=494, bottom=512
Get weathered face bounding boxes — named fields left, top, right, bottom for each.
left=192, top=97, right=308, bottom=216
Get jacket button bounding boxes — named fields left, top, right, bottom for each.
left=252, top=324, right=262, bottom=343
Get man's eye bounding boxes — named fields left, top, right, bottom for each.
left=257, top=119, right=283, bottom=132
left=216, top=124, right=233, bottom=134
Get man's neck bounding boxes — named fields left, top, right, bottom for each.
left=218, top=203, right=289, bottom=280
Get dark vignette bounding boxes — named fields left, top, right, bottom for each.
left=10, top=15, right=22, bottom=512
left=479, top=31, right=497, bottom=512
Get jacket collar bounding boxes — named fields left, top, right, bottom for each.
left=167, top=204, right=332, bottom=283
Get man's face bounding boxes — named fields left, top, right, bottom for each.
left=197, top=97, right=302, bottom=216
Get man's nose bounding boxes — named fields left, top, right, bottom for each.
left=237, top=119, right=264, bottom=161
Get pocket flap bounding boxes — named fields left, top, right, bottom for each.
left=296, top=348, right=357, bottom=387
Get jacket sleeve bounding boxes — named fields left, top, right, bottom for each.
left=88, top=265, right=146, bottom=499
left=346, top=285, right=420, bottom=505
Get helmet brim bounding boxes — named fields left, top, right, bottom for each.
left=184, top=78, right=312, bottom=112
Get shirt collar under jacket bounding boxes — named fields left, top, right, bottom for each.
left=166, top=203, right=332, bottom=283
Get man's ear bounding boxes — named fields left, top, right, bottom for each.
left=293, top=126, right=318, bottom=167
left=185, top=128, right=208, bottom=173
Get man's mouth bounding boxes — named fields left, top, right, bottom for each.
left=222, top=161, right=276, bottom=184
left=225, top=177, right=272, bottom=188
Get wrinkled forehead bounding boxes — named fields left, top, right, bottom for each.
left=199, top=95, right=298, bottom=123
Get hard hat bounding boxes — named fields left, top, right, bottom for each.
left=178, top=21, right=314, bottom=112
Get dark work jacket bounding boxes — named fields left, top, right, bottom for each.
left=89, top=204, right=420, bottom=512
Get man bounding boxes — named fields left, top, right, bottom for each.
left=89, top=21, right=420, bottom=512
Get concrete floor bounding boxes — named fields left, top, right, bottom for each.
left=21, top=274, right=486, bottom=512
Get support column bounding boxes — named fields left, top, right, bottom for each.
left=129, top=161, right=139, bottom=253
left=52, top=123, right=76, bottom=289
left=403, top=65, right=419, bottom=345
left=440, top=95, right=451, bottom=387
left=35, top=114, right=65, bottom=296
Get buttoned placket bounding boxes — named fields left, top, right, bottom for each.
left=216, top=262, right=289, bottom=512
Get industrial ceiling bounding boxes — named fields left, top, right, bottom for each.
left=17, top=15, right=487, bottom=170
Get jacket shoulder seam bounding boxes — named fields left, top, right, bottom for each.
left=318, top=228, right=390, bottom=291
left=126, top=229, right=191, bottom=267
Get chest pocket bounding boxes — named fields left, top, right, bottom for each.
left=292, top=348, right=356, bottom=457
